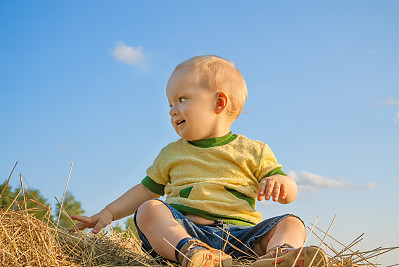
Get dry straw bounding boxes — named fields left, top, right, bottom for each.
left=1, top=162, right=397, bottom=266
left=0, top=187, right=163, bottom=266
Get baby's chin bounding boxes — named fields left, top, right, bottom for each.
left=175, top=128, right=209, bottom=141
left=177, top=132, right=200, bottom=141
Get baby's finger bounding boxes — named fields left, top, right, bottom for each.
left=92, top=220, right=108, bottom=234
left=265, top=180, right=274, bottom=200
left=68, top=221, right=85, bottom=232
left=257, top=179, right=268, bottom=200
left=272, top=182, right=281, bottom=202
left=71, top=215, right=92, bottom=224
left=279, top=183, right=287, bottom=200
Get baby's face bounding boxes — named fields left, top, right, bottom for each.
left=166, top=69, right=220, bottom=141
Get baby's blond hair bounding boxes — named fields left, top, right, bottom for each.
left=174, top=55, right=247, bottom=120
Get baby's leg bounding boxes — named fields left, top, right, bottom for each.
left=251, top=217, right=328, bottom=266
left=135, top=200, right=191, bottom=261
left=253, top=216, right=306, bottom=256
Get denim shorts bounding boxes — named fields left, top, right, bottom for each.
left=133, top=200, right=303, bottom=259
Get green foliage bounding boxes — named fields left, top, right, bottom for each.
left=1, top=181, right=84, bottom=227
left=55, top=191, right=85, bottom=228
left=111, top=222, right=124, bottom=233
left=18, top=188, right=53, bottom=221
left=0, top=181, right=15, bottom=208
left=1, top=181, right=52, bottom=221
left=125, top=216, right=140, bottom=240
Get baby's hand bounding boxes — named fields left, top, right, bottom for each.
left=257, top=175, right=288, bottom=202
left=70, top=208, right=113, bottom=234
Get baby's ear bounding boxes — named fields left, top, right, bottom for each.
left=215, top=92, right=228, bottom=114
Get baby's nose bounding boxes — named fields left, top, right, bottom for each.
left=169, top=106, right=178, bottom=116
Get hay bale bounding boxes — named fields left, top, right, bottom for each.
left=56, top=227, right=159, bottom=266
left=1, top=204, right=397, bottom=266
left=0, top=209, right=74, bottom=266
left=0, top=207, right=164, bottom=266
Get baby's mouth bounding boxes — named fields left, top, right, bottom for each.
left=176, top=120, right=186, bottom=127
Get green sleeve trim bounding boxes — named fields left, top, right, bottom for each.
left=224, top=187, right=255, bottom=209
left=170, top=204, right=256, bottom=226
left=141, top=176, right=165, bottom=196
left=263, top=167, right=287, bottom=178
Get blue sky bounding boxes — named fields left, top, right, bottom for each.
left=1, top=1, right=398, bottom=264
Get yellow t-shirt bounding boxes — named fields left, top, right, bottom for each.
left=142, top=133, right=286, bottom=225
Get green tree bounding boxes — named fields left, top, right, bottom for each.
left=55, top=191, right=85, bottom=228
left=125, top=216, right=140, bottom=240
left=111, top=222, right=124, bottom=233
left=1, top=180, right=53, bottom=221
left=17, top=187, right=53, bottom=221
left=0, top=181, right=16, bottom=209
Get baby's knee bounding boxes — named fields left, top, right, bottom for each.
left=280, top=216, right=306, bottom=235
left=281, top=216, right=304, bottom=226
left=136, top=199, right=162, bottom=227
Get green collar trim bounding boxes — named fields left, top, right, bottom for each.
left=188, top=132, right=238, bottom=148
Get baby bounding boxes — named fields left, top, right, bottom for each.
left=72, top=55, right=327, bottom=267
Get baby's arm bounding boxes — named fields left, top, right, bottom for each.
left=71, top=183, right=160, bottom=233
left=257, top=174, right=298, bottom=204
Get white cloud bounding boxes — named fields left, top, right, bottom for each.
left=394, top=112, right=399, bottom=125
left=57, top=145, right=79, bottom=152
left=368, top=49, right=382, bottom=55
left=258, top=85, right=270, bottom=93
left=111, top=41, right=144, bottom=66
left=301, top=171, right=350, bottom=188
left=378, top=97, right=399, bottom=107
left=377, top=98, right=399, bottom=126
left=288, top=170, right=375, bottom=193
left=297, top=185, right=319, bottom=193
left=287, top=170, right=299, bottom=181
left=366, top=182, right=376, bottom=190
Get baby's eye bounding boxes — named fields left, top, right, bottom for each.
left=179, top=97, right=186, bottom=103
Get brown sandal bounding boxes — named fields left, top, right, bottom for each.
left=177, top=239, right=232, bottom=267
left=251, top=243, right=328, bottom=267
